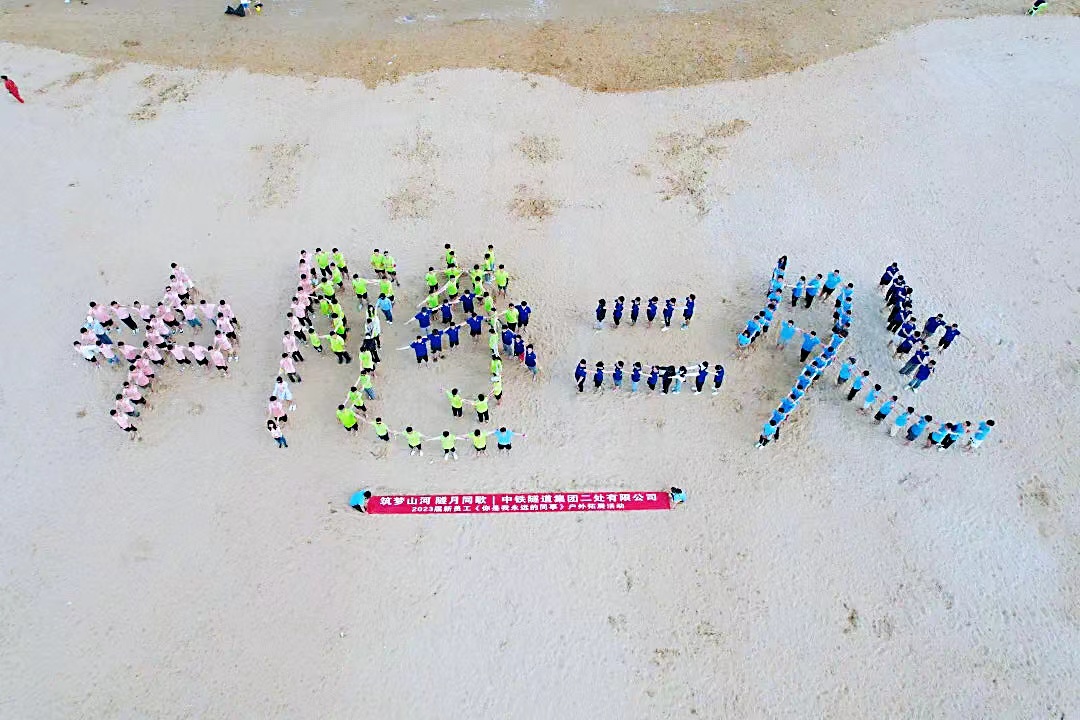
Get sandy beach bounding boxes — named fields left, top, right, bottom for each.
left=1, top=12, right=1079, bottom=719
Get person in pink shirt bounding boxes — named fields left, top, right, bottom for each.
left=110, top=301, right=139, bottom=332
left=279, top=353, right=301, bottom=383
left=186, top=342, right=209, bottom=366
left=129, top=364, right=152, bottom=389
left=199, top=299, right=217, bottom=325
left=122, top=381, right=146, bottom=406
left=79, top=327, right=97, bottom=347
left=162, top=286, right=183, bottom=309
left=133, top=357, right=155, bottom=379
left=213, top=331, right=235, bottom=360
left=208, top=347, right=228, bottom=375
left=286, top=312, right=304, bottom=342
left=149, top=315, right=170, bottom=339
left=110, top=409, right=138, bottom=435
left=116, top=342, right=140, bottom=362
left=170, top=263, right=193, bottom=292
left=88, top=302, right=112, bottom=328
left=299, top=275, right=314, bottom=294
left=144, top=328, right=165, bottom=349
left=73, top=341, right=97, bottom=363
left=167, top=343, right=189, bottom=366
left=157, top=304, right=181, bottom=332
left=268, top=396, right=287, bottom=423
left=141, top=341, right=165, bottom=365
left=282, top=331, right=303, bottom=363
left=133, top=301, right=154, bottom=323
left=114, top=393, right=140, bottom=417
left=217, top=300, right=238, bottom=328
left=215, top=313, right=235, bottom=339
left=180, top=303, right=203, bottom=330
left=96, top=341, right=119, bottom=365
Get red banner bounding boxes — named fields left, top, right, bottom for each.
left=368, top=491, right=671, bottom=515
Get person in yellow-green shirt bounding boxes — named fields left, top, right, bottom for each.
left=371, top=248, right=386, bottom=278
left=440, top=430, right=465, bottom=460
left=464, top=393, right=490, bottom=423
left=402, top=426, right=431, bottom=456
left=336, top=404, right=359, bottom=433
left=369, top=417, right=392, bottom=442
left=470, top=429, right=492, bottom=456
left=443, top=387, right=465, bottom=418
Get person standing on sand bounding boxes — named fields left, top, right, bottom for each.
left=2, top=76, right=24, bottom=104
left=267, top=420, right=287, bottom=448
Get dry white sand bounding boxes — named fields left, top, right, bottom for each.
left=1, top=16, right=1079, bottom=718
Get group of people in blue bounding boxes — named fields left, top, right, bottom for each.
left=880, top=262, right=960, bottom=393
left=594, top=295, right=696, bottom=331
left=574, top=359, right=724, bottom=394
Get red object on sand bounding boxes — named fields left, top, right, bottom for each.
left=367, top=491, right=671, bottom=515
left=4, top=77, right=24, bottom=104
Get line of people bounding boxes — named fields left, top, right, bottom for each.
left=756, top=332, right=847, bottom=447
left=594, top=295, right=696, bottom=331
left=835, top=355, right=995, bottom=450
left=574, top=359, right=725, bottom=395
left=360, top=419, right=526, bottom=459
left=880, top=262, right=961, bottom=392
left=75, top=265, right=240, bottom=437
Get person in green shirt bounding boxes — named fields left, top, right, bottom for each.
left=425, top=268, right=439, bottom=293
left=358, top=348, right=375, bottom=372
left=315, top=247, right=331, bottom=278
left=332, top=248, right=348, bottom=274
left=378, top=278, right=394, bottom=303
left=503, top=305, right=519, bottom=331
left=425, top=293, right=440, bottom=311
left=443, top=243, right=456, bottom=268
left=494, top=265, right=510, bottom=297
left=318, top=296, right=332, bottom=317
left=471, top=429, right=492, bottom=455
left=444, top=387, right=465, bottom=418
left=402, top=426, right=428, bottom=456
left=466, top=393, right=490, bottom=423
left=319, top=279, right=336, bottom=297
left=482, top=253, right=495, bottom=283
left=371, top=249, right=386, bottom=278
left=472, top=275, right=484, bottom=296
left=482, top=292, right=496, bottom=314
left=336, top=404, right=359, bottom=432
left=490, top=375, right=503, bottom=405
left=490, top=355, right=503, bottom=378
left=384, top=252, right=399, bottom=287
left=327, top=334, right=352, bottom=364
left=330, top=264, right=343, bottom=287
left=307, top=330, right=323, bottom=353
left=331, top=314, right=347, bottom=340
left=346, top=386, right=366, bottom=414
left=470, top=264, right=484, bottom=287
left=351, top=274, right=369, bottom=308
left=445, top=275, right=458, bottom=299
left=488, top=329, right=500, bottom=356
left=358, top=370, right=376, bottom=399
left=369, top=417, right=392, bottom=442
left=440, top=430, right=463, bottom=460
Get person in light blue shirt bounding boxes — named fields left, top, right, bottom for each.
left=804, top=274, right=823, bottom=308
left=860, top=384, right=882, bottom=413
left=848, top=370, right=871, bottom=402
left=790, top=386, right=805, bottom=402
left=349, top=490, right=372, bottom=513
left=780, top=393, right=797, bottom=414
left=796, top=372, right=812, bottom=391
left=926, top=422, right=950, bottom=448
left=494, top=426, right=525, bottom=452
left=799, top=330, right=820, bottom=362
left=890, top=406, right=915, bottom=436
left=837, top=357, right=857, bottom=386
left=873, top=395, right=897, bottom=424
left=757, top=419, right=779, bottom=447
left=770, top=408, right=786, bottom=425
left=904, top=415, right=932, bottom=444
left=745, top=315, right=762, bottom=338
left=791, top=277, right=805, bottom=308
left=967, top=419, right=995, bottom=450
left=736, top=331, right=752, bottom=355
left=777, top=320, right=797, bottom=349
left=822, top=269, right=843, bottom=299
left=761, top=305, right=775, bottom=333
left=375, top=294, right=394, bottom=323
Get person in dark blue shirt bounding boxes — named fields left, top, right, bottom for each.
left=612, top=296, right=624, bottom=328
left=906, top=359, right=936, bottom=391
left=879, top=262, right=899, bottom=290
left=406, top=336, right=429, bottom=364
left=681, top=294, right=696, bottom=329
left=630, top=362, right=642, bottom=391
left=501, top=327, right=515, bottom=355
left=939, top=324, right=961, bottom=350
left=646, top=297, right=658, bottom=326
left=445, top=323, right=461, bottom=349
left=513, top=334, right=525, bottom=360
left=647, top=365, right=659, bottom=391
left=574, top=359, right=587, bottom=392
left=923, top=313, right=945, bottom=337
left=439, top=301, right=453, bottom=325
left=899, top=344, right=929, bottom=375
left=524, top=345, right=538, bottom=377
left=517, top=301, right=531, bottom=328
left=428, top=328, right=445, bottom=360
left=460, top=291, right=475, bottom=315
left=595, top=299, right=607, bottom=329
left=593, top=361, right=605, bottom=389
left=694, top=362, right=709, bottom=394
left=630, top=297, right=641, bottom=326
left=662, top=299, right=675, bottom=330
left=712, top=364, right=725, bottom=395
left=612, top=361, right=624, bottom=389
left=466, top=312, right=484, bottom=338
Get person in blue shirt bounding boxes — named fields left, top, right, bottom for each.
left=967, top=419, right=995, bottom=450
left=791, top=276, right=805, bottom=308
left=767, top=287, right=783, bottom=305
left=833, top=358, right=851, bottom=386
left=513, top=334, right=526, bottom=360
left=439, top=301, right=454, bottom=325
left=757, top=419, right=779, bottom=448
left=841, top=282, right=854, bottom=300
left=712, top=364, right=725, bottom=395
left=860, top=384, right=882, bottom=414
left=630, top=297, right=641, bottom=326
left=904, top=414, right=932, bottom=444
left=894, top=332, right=922, bottom=358
left=501, top=327, right=515, bottom=355
left=595, top=299, right=607, bottom=329
left=799, top=330, right=820, bottom=362
left=524, top=345, right=538, bottom=377
left=873, top=394, right=897, bottom=423
left=906, top=360, right=936, bottom=392
left=613, top=296, right=625, bottom=328
left=460, top=291, right=475, bottom=315
left=745, top=315, right=762, bottom=339
left=669, top=486, right=687, bottom=507
left=494, top=426, right=526, bottom=453
left=427, top=328, right=445, bottom=360
left=777, top=320, right=797, bottom=350
left=922, top=313, right=945, bottom=337
left=646, top=297, right=659, bottom=326
left=804, top=274, right=822, bottom=308
left=404, top=335, right=429, bottom=364
left=879, top=262, right=899, bottom=290
left=736, top=331, right=752, bottom=356
left=630, top=362, right=642, bottom=391
left=770, top=407, right=786, bottom=426
left=780, top=393, right=797, bottom=414
left=938, top=324, right=961, bottom=350
left=612, top=361, right=625, bottom=389
left=681, top=294, right=696, bottom=329
left=662, top=298, right=676, bottom=330
left=822, top=270, right=843, bottom=299
left=466, top=312, right=484, bottom=339
left=760, top=304, right=775, bottom=334
left=828, top=329, right=848, bottom=351
left=413, top=307, right=432, bottom=331
left=790, top=385, right=805, bottom=403
left=795, top=372, right=812, bottom=391
left=517, top=301, right=531, bottom=329
left=926, top=422, right=950, bottom=449
left=575, top=359, right=587, bottom=392
left=890, top=406, right=915, bottom=436
left=940, top=421, right=969, bottom=451
left=694, top=362, right=709, bottom=394
left=899, top=344, right=929, bottom=375
left=593, top=361, right=605, bottom=389
left=376, top=293, right=394, bottom=323
left=445, top=323, right=461, bottom=349
left=848, top=369, right=871, bottom=401
left=647, top=365, right=660, bottom=391
left=349, top=490, right=372, bottom=513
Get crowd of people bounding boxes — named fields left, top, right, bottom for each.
left=573, top=359, right=724, bottom=395
left=593, top=295, right=696, bottom=331
left=879, top=262, right=961, bottom=393
left=75, top=264, right=240, bottom=438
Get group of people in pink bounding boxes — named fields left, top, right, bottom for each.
left=75, top=264, right=240, bottom=437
